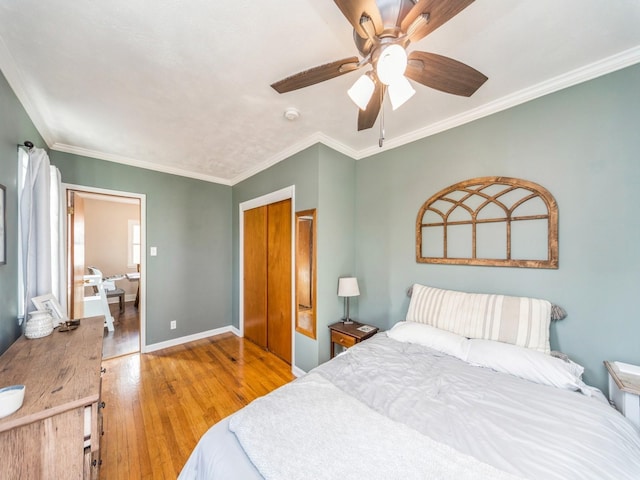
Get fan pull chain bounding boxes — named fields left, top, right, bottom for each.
left=378, top=88, right=385, bottom=148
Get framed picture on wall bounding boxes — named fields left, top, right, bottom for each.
left=0, top=183, right=5, bottom=265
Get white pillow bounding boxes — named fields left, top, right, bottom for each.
left=406, top=284, right=551, bottom=354
left=388, top=322, right=470, bottom=360
left=466, top=338, right=592, bottom=394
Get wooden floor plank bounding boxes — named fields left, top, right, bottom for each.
left=99, top=333, right=295, bottom=479
left=103, top=302, right=140, bottom=359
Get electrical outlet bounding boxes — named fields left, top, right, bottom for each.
left=170, top=320, right=177, bottom=330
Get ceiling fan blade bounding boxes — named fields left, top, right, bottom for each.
left=334, top=0, right=383, bottom=38
left=357, top=82, right=384, bottom=131
left=406, top=51, right=487, bottom=97
left=401, top=0, right=475, bottom=45
left=271, top=57, right=360, bottom=94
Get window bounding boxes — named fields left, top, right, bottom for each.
left=128, top=219, right=141, bottom=267
left=416, top=177, right=558, bottom=268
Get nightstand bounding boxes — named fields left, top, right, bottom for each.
left=329, top=321, right=379, bottom=359
left=604, top=360, right=640, bottom=428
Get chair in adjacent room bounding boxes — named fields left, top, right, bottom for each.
left=87, top=266, right=126, bottom=314
left=83, top=274, right=115, bottom=331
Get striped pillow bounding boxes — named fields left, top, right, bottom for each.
left=406, top=284, right=551, bottom=354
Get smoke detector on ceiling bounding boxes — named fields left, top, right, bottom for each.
left=283, top=107, right=300, bottom=121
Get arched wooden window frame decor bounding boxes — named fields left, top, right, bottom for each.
left=416, top=177, right=558, bottom=268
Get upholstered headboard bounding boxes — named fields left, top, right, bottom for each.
left=406, top=284, right=559, bottom=354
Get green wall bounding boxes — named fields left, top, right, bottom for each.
left=316, top=144, right=357, bottom=364
left=51, top=151, right=232, bottom=346
left=232, top=145, right=320, bottom=371
left=1, top=62, right=232, bottom=353
left=0, top=70, right=46, bottom=355
left=231, top=144, right=356, bottom=371
left=354, top=63, right=640, bottom=391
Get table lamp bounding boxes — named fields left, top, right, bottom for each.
left=338, top=277, right=360, bottom=324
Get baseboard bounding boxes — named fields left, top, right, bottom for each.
left=143, top=325, right=239, bottom=353
left=291, top=365, right=306, bottom=377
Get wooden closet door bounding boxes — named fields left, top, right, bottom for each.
left=267, top=199, right=292, bottom=364
left=243, top=206, right=268, bottom=348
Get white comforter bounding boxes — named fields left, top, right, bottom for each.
left=180, top=334, right=640, bottom=479
left=229, top=372, right=522, bottom=480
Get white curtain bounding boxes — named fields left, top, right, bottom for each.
left=19, top=147, right=67, bottom=321
left=50, top=167, right=66, bottom=315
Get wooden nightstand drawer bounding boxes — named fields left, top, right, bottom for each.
left=328, top=321, right=378, bottom=358
left=331, top=330, right=357, bottom=348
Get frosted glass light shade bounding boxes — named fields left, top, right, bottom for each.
left=388, top=75, right=415, bottom=110
left=347, top=74, right=375, bottom=111
left=338, top=277, right=360, bottom=297
left=376, top=44, right=408, bottom=86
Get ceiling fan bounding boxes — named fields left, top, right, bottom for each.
left=271, top=0, right=488, bottom=132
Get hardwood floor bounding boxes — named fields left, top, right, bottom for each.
left=99, top=333, right=295, bottom=479
left=103, top=301, right=140, bottom=359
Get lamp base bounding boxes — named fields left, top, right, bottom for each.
left=342, top=318, right=354, bottom=325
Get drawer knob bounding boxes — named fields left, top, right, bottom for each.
left=98, top=401, right=106, bottom=409
left=101, top=367, right=106, bottom=374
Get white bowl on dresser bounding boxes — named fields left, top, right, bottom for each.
left=0, top=384, right=25, bottom=418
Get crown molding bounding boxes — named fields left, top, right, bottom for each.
left=4, top=42, right=640, bottom=185
left=356, top=45, right=640, bottom=158
left=234, top=45, right=640, bottom=170
left=51, top=143, right=232, bottom=185
left=228, top=131, right=360, bottom=185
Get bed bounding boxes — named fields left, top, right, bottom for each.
left=179, top=285, right=640, bottom=479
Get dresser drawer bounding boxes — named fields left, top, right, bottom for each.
left=331, top=330, right=356, bottom=348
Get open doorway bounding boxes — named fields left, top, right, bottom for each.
left=65, top=184, right=146, bottom=359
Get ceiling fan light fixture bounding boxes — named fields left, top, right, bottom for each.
left=376, top=44, right=408, bottom=86
left=388, top=75, right=415, bottom=110
left=271, top=1, right=487, bottom=133
left=347, top=73, right=375, bottom=110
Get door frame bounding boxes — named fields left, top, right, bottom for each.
left=239, top=185, right=296, bottom=372
left=63, top=183, right=147, bottom=352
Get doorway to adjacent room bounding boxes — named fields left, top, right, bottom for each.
left=65, top=184, right=146, bottom=358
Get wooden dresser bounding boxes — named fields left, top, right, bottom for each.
left=0, top=316, right=104, bottom=479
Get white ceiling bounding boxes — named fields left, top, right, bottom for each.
left=1, top=1, right=639, bottom=185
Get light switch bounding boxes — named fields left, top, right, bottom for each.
left=150, top=246, right=157, bottom=256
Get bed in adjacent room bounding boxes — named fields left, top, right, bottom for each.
left=179, top=284, right=640, bottom=480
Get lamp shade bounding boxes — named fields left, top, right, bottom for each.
left=338, top=277, right=360, bottom=297
left=376, top=44, right=407, bottom=86
left=388, top=75, right=415, bottom=110
left=347, top=74, right=375, bottom=111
